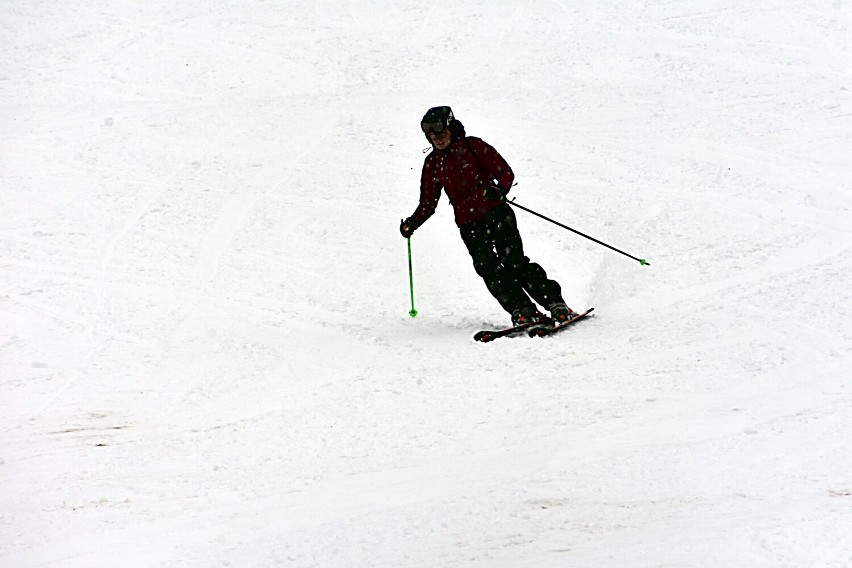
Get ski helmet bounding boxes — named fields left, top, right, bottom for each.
left=421, top=106, right=454, bottom=135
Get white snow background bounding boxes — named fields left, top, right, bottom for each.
left=2, top=2, right=851, bottom=567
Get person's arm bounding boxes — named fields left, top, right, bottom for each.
left=469, top=137, right=514, bottom=191
left=400, top=158, right=442, bottom=237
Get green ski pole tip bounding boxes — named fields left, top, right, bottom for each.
left=409, top=309, right=419, bottom=318
left=639, top=259, right=650, bottom=266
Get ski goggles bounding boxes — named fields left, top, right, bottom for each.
left=421, top=121, right=448, bottom=135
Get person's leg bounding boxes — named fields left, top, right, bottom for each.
left=490, top=205, right=564, bottom=309
left=460, top=209, right=533, bottom=315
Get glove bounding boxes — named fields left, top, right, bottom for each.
left=400, top=218, right=416, bottom=238
left=483, top=185, right=508, bottom=201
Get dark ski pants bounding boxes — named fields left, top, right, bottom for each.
left=459, top=204, right=563, bottom=315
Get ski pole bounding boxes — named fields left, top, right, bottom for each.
left=406, top=237, right=418, bottom=317
left=506, top=198, right=650, bottom=266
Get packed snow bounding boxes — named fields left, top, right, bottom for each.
left=2, top=2, right=851, bottom=566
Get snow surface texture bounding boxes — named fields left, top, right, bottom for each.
left=2, top=2, right=851, bottom=567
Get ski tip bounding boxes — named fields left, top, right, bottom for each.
left=473, top=331, right=494, bottom=343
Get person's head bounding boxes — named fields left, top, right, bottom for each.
left=421, top=106, right=455, bottom=150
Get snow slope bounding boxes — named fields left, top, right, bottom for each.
left=2, top=2, right=851, bottom=566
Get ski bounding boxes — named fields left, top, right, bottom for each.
left=473, top=317, right=553, bottom=343
left=528, top=307, right=594, bottom=338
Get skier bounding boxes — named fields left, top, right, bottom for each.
left=400, top=106, right=577, bottom=327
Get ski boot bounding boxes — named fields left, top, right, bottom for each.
left=549, top=302, right=578, bottom=324
left=511, top=306, right=548, bottom=327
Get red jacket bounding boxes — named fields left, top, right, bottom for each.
left=410, top=123, right=514, bottom=228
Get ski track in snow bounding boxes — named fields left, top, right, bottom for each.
left=1, top=1, right=851, bottom=567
